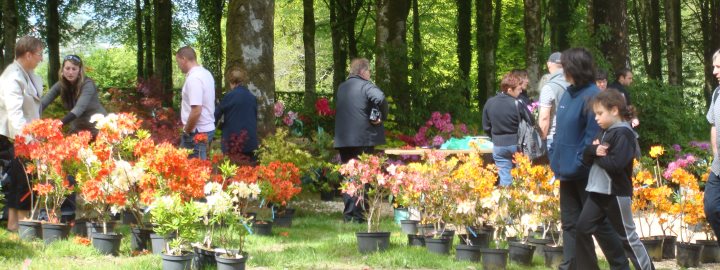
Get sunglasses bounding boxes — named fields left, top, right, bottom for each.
left=64, top=55, right=82, bottom=64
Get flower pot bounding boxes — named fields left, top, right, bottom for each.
left=162, top=252, right=194, bottom=270
left=480, top=248, right=509, bottom=270
left=272, top=208, right=295, bottom=228
left=42, top=223, right=70, bottom=244
left=72, top=219, right=88, bottom=237
left=393, top=208, right=409, bottom=225
left=676, top=242, right=703, bottom=268
left=92, top=232, right=123, bottom=256
left=122, top=211, right=138, bottom=225
left=661, top=235, right=677, bottom=259
left=130, top=227, right=152, bottom=251
left=320, top=190, right=335, bottom=201
left=193, top=246, right=217, bottom=269
left=400, top=220, right=418, bottom=235
left=18, top=220, right=42, bottom=241
left=458, top=233, right=490, bottom=248
left=418, top=223, right=435, bottom=236
left=527, top=237, right=553, bottom=258
left=243, top=212, right=257, bottom=221
left=215, top=252, right=248, bottom=270
left=355, top=231, right=391, bottom=253
left=407, top=234, right=425, bottom=246
left=640, top=236, right=663, bottom=261
left=543, top=245, right=564, bottom=269
left=455, top=244, right=482, bottom=262
left=425, top=236, right=452, bottom=255
left=508, top=241, right=536, bottom=265
left=151, top=232, right=176, bottom=255
left=697, top=239, right=720, bottom=263
left=86, top=221, right=115, bottom=240
left=252, top=221, right=273, bottom=236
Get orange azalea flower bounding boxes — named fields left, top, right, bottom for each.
left=73, top=236, right=91, bottom=246
left=193, top=133, right=208, bottom=144
left=33, top=183, right=54, bottom=196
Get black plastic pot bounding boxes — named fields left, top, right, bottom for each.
left=676, top=242, right=703, bottom=268
left=72, top=218, right=88, bottom=237
left=527, top=237, right=553, bottom=258
left=273, top=208, right=295, bottom=228
left=480, top=248, right=509, bottom=270
left=252, top=221, right=273, bottom=236
left=455, top=244, right=482, bottom=262
left=640, top=236, right=663, bottom=261
left=697, top=239, right=720, bottom=263
left=161, top=252, right=194, bottom=270
left=42, top=223, right=70, bottom=244
left=151, top=232, right=176, bottom=255
left=130, top=227, right=152, bottom=251
left=193, top=246, right=217, bottom=269
left=543, top=245, right=564, bottom=269
left=92, top=232, right=123, bottom=256
left=417, top=223, right=435, bottom=236
left=18, top=220, right=42, bottom=241
left=86, top=221, right=115, bottom=240
left=662, top=235, right=677, bottom=259
left=458, top=233, right=490, bottom=248
left=407, top=234, right=425, bottom=246
left=122, top=211, right=138, bottom=225
left=509, top=241, right=536, bottom=265
left=320, top=190, right=335, bottom=201
left=356, top=231, right=391, bottom=253
left=400, top=220, right=418, bottom=235
left=425, top=236, right=452, bottom=255
left=215, top=252, right=248, bottom=270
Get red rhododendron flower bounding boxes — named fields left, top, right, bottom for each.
left=315, top=97, right=335, bottom=117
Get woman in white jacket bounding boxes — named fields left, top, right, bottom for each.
left=0, top=36, right=45, bottom=231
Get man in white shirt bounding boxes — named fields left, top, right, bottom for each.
left=175, top=46, right=215, bottom=160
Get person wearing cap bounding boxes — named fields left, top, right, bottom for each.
left=538, top=52, right=569, bottom=153
left=595, top=69, right=608, bottom=91
left=42, top=54, right=107, bottom=137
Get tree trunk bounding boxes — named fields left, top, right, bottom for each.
left=197, top=0, right=225, bottom=97
left=698, top=0, right=720, bottom=106
left=548, top=0, right=571, bottom=51
left=154, top=0, right=173, bottom=105
left=0, top=2, right=4, bottom=67
left=346, top=0, right=363, bottom=59
left=135, top=0, right=144, bottom=79
left=144, top=0, right=153, bottom=78
left=329, top=0, right=348, bottom=96
left=303, top=0, right=317, bottom=112
left=456, top=0, right=472, bottom=104
left=476, top=0, right=499, bottom=110
left=630, top=0, right=650, bottom=78
left=47, top=0, right=60, bottom=86
left=664, top=0, right=682, bottom=85
left=592, top=0, right=630, bottom=72
left=226, top=0, right=275, bottom=136
left=2, top=0, right=16, bottom=69
left=375, top=0, right=411, bottom=125
left=524, top=0, right=542, bottom=96
left=410, top=0, right=422, bottom=91
left=648, top=0, right=662, bottom=80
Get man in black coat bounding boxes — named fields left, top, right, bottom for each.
left=334, top=58, right=388, bottom=222
left=608, top=68, right=639, bottom=127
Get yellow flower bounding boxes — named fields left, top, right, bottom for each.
left=649, top=146, right=664, bottom=158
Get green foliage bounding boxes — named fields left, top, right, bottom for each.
left=149, top=195, right=202, bottom=255
left=256, top=128, right=317, bottom=173
left=632, top=81, right=709, bottom=148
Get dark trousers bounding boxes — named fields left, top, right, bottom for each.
left=338, top=146, right=374, bottom=222
left=577, top=193, right=655, bottom=270
left=559, top=179, right=628, bottom=270
left=0, top=135, right=30, bottom=210
left=705, top=172, right=720, bottom=246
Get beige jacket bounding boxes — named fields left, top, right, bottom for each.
left=0, top=61, right=43, bottom=139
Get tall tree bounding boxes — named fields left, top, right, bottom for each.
left=197, top=0, right=225, bottom=97
left=302, top=0, right=317, bottom=112
left=629, top=0, right=650, bottom=77
left=346, top=0, right=363, bottom=59
left=647, top=0, right=662, bottom=80
left=135, top=0, right=144, bottom=79
left=548, top=0, right=571, bottom=51
left=456, top=0, right=472, bottom=103
left=0, top=2, right=4, bottom=67
left=410, top=0, right=422, bottom=91
left=375, top=0, right=411, bottom=124
left=592, top=0, right=630, bottom=72
left=476, top=0, right=500, bottom=110
left=144, top=0, right=153, bottom=78
left=329, top=0, right=348, bottom=95
left=664, top=0, right=682, bottom=85
left=693, top=0, right=720, bottom=104
left=524, top=0, right=542, bottom=95
left=226, top=0, right=275, bottom=136
left=154, top=0, right=172, bottom=105
left=2, top=0, right=16, bottom=69
left=47, top=0, right=60, bottom=86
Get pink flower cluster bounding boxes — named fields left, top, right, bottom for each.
left=527, top=101, right=540, bottom=113
left=414, top=112, right=469, bottom=147
left=274, top=101, right=285, bottom=118
left=283, top=111, right=298, bottom=126
left=663, top=155, right=698, bottom=179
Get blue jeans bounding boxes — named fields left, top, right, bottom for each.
left=705, top=172, right=720, bottom=246
left=180, top=130, right=215, bottom=160
left=492, top=145, right=517, bottom=186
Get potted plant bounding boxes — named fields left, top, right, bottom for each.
left=339, top=153, right=401, bottom=253
left=14, top=119, right=91, bottom=244
left=256, top=161, right=302, bottom=227
left=632, top=167, right=673, bottom=261
left=669, top=168, right=705, bottom=268
left=150, top=195, right=203, bottom=270
left=212, top=173, right=261, bottom=270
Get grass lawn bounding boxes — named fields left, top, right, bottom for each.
left=0, top=194, right=683, bottom=269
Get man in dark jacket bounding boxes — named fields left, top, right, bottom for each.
left=334, top=58, right=388, bottom=222
left=608, top=68, right=639, bottom=127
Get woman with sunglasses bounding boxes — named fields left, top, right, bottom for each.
left=41, top=55, right=107, bottom=136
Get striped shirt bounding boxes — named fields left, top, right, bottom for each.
left=706, top=86, right=720, bottom=175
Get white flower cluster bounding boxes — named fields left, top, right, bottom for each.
left=78, top=147, right=98, bottom=166
left=227, top=182, right=261, bottom=201
left=90, top=113, right=134, bottom=135
left=109, top=159, right=145, bottom=192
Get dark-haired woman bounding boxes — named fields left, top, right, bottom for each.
left=41, top=55, right=107, bottom=136
left=549, top=48, right=628, bottom=270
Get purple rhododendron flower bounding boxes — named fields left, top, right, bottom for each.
left=672, top=144, right=682, bottom=152
left=459, top=124, right=468, bottom=134
left=432, top=135, right=445, bottom=146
